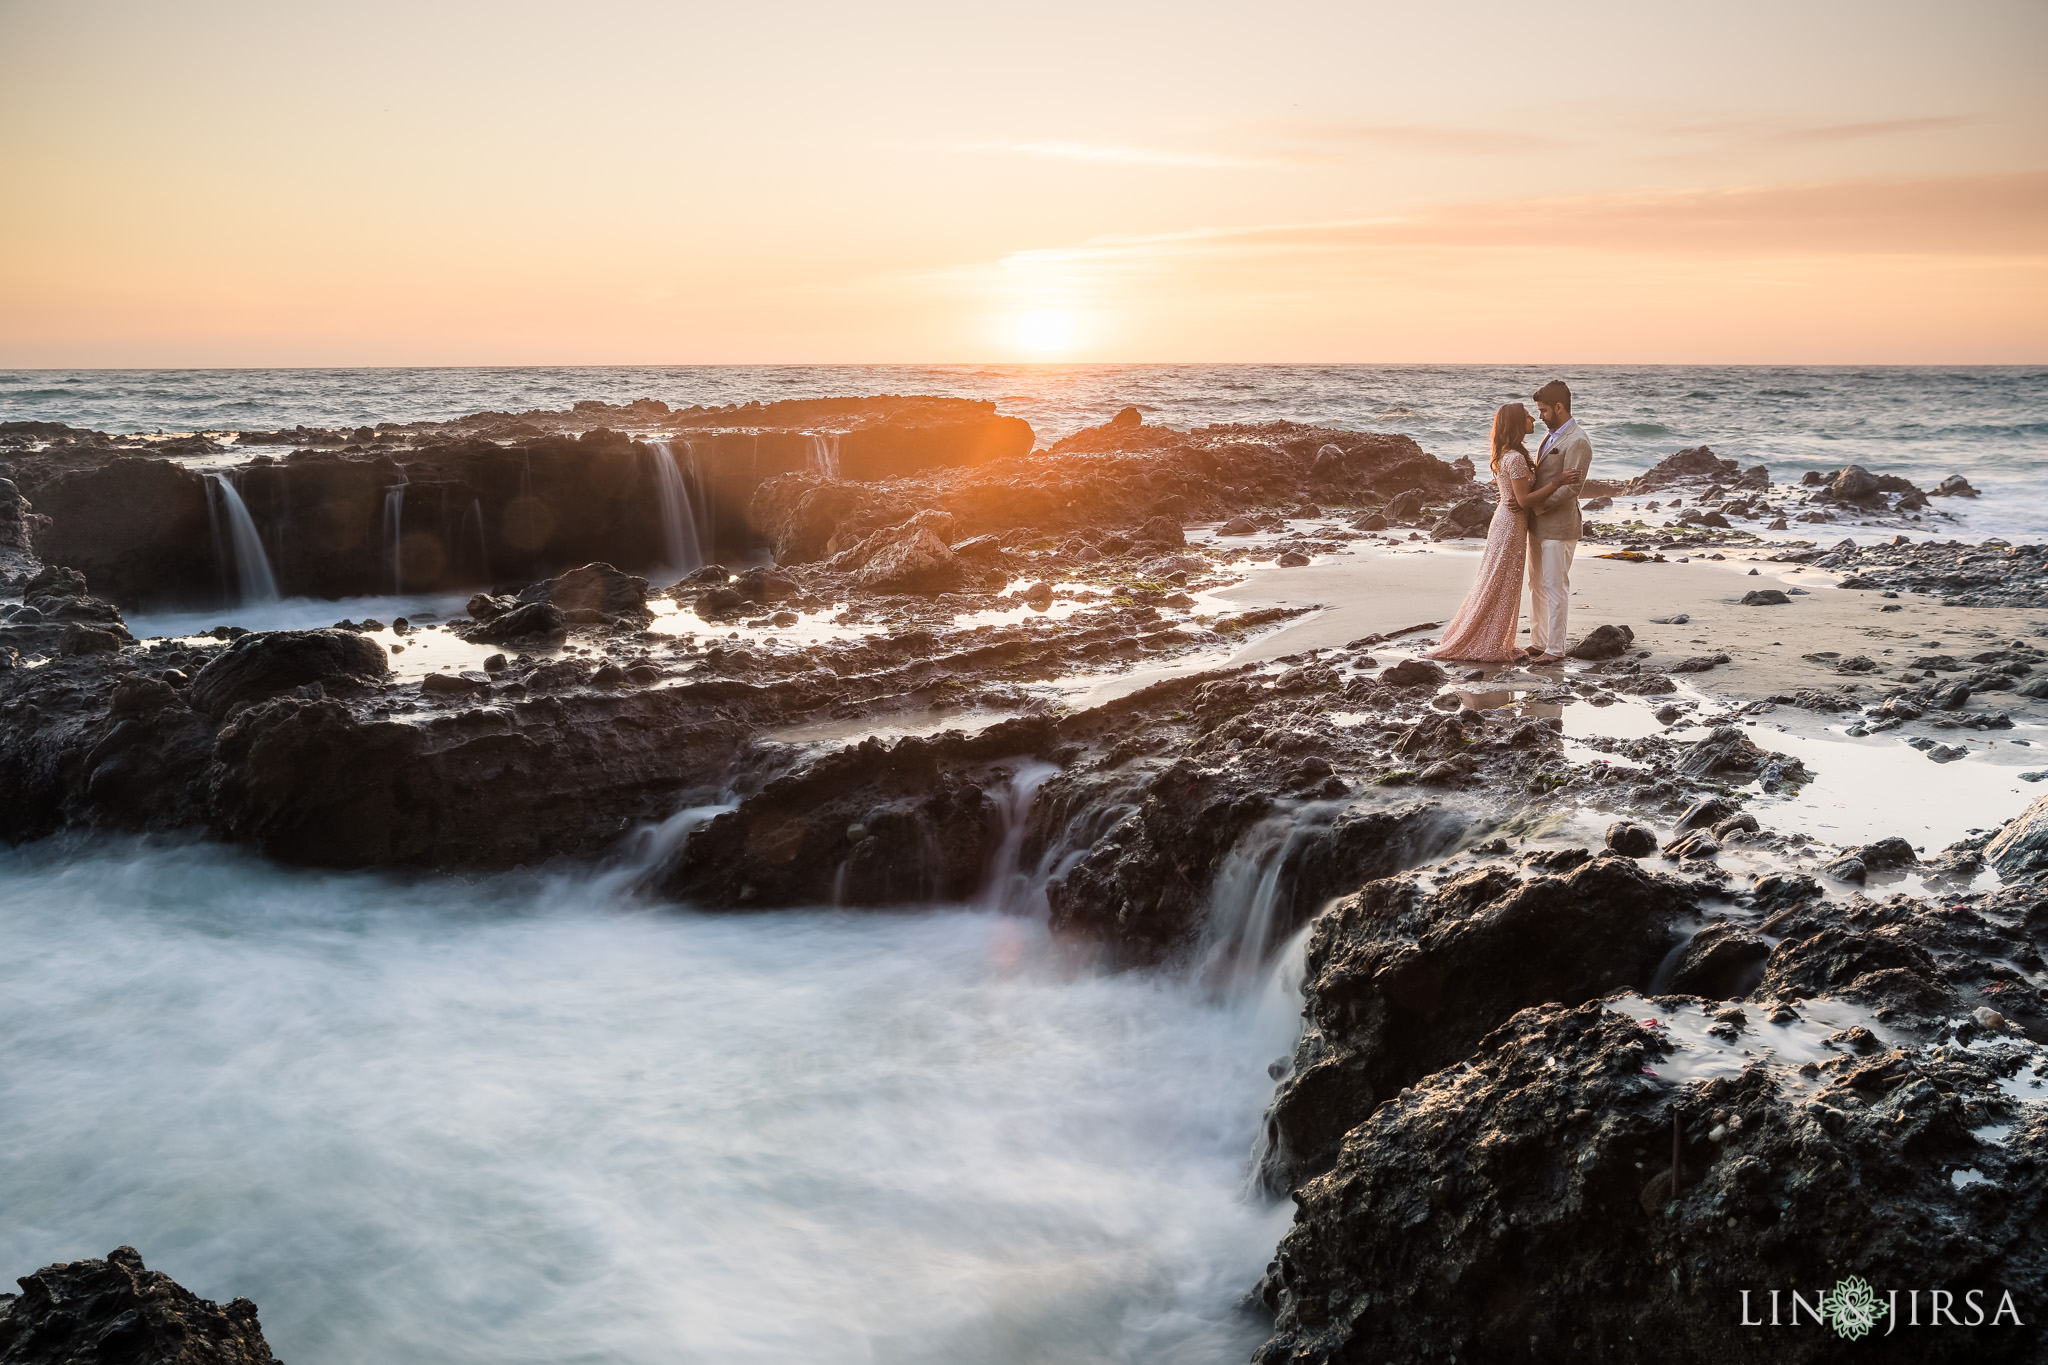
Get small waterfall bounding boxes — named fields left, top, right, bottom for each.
left=204, top=479, right=227, bottom=601
left=646, top=441, right=704, bottom=574
left=806, top=433, right=841, bottom=479
left=976, top=762, right=1060, bottom=914
left=204, top=472, right=280, bottom=605
left=462, top=498, right=490, bottom=580
left=1197, top=805, right=1341, bottom=998
left=681, top=440, right=715, bottom=560
left=383, top=472, right=409, bottom=594
left=1244, top=918, right=1318, bottom=1196
left=589, top=802, right=735, bottom=902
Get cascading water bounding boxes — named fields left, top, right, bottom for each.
left=588, top=801, right=734, bottom=902
left=975, top=762, right=1060, bottom=914
left=0, top=831, right=1298, bottom=1365
left=462, top=498, right=490, bottom=580
left=203, top=472, right=280, bottom=605
left=806, top=432, right=842, bottom=479
left=645, top=441, right=704, bottom=575
left=1196, top=802, right=1347, bottom=999
left=0, top=738, right=1332, bottom=1363
left=383, top=472, right=409, bottom=594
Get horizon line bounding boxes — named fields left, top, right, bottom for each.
left=4, top=360, right=2044, bottom=374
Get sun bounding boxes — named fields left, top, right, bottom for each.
left=1014, top=309, right=1076, bottom=355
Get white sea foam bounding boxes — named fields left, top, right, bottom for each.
left=0, top=837, right=1299, bottom=1364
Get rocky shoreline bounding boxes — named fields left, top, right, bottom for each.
left=3, top=397, right=2044, bottom=1360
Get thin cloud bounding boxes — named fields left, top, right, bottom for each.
left=994, top=171, right=2048, bottom=265
left=1768, top=115, right=1973, bottom=144
left=1663, top=114, right=1972, bottom=145
left=1250, top=120, right=1565, bottom=157
left=959, top=140, right=1319, bottom=169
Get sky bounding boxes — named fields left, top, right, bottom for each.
left=2, top=0, right=2044, bottom=365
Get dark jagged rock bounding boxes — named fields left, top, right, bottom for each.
left=854, top=517, right=966, bottom=595
left=1676, top=726, right=1811, bottom=791
left=1605, top=821, right=1659, bottom=857
left=1665, top=921, right=1771, bottom=997
left=740, top=478, right=879, bottom=564
left=0, top=637, right=751, bottom=867
left=205, top=686, right=748, bottom=868
left=1258, top=855, right=1695, bottom=1191
left=1829, top=463, right=1883, bottom=502
left=22, top=457, right=214, bottom=607
left=1135, top=514, right=1184, bottom=548
left=1672, top=795, right=1736, bottom=835
left=1052, top=788, right=1460, bottom=964
left=1785, top=540, right=2048, bottom=609
left=460, top=601, right=567, bottom=646
left=0, top=1246, right=279, bottom=1363
left=1633, top=445, right=1743, bottom=490
left=1985, top=791, right=2048, bottom=881
left=187, top=630, right=391, bottom=717
left=1378, top=658, right=1446, bottom=688
left=655, top=722, right=1057, bottom=908
left=21, top=402, right=1032, bottom=607
left=0, top=566, right=136, bottom=660
left=514, top=562, right=651, bottom=623
left=1757, top=924, right=1956, bottom=1020
left=1749, top=870, right=1826, bottom=913
left=1249, top=996, right=2044, bottom=1365
left=1568, top=622, right=1634, bottom=660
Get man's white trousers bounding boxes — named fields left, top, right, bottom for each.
left=1527, top=537, right=1576, bottom=655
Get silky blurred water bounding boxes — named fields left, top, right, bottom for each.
left=0, top=838, right=1302, bottom=1365
left=4, top=364, right=2043, bottom=538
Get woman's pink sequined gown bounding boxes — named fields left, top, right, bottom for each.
left=1426, top=451, right=1529, bottom=662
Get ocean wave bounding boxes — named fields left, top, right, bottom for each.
left=1611, top=422, right=1674, bottom=436
left=1, top=388, right=106, bottom=401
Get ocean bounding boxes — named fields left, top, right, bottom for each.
left=5, top=364, right=2044, bottom=541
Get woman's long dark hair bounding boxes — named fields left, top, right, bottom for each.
left=1490, top=402, right=1534, bottom=475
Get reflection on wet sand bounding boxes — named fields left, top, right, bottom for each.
left=1450, top=662, right=1568, bottom=724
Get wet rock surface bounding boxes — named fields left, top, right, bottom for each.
left=9, top=399, right=1032, bottom=607
left=1259, top=855, right=1698, bottom=1190
left=1249, top=846, right=2048, bottom=1364
left=187, top=630, right=390, bottom=716
left=0, top=1246, right=280, bottom=1364
left=0, top=586, right=752, bottom=865
left=656, top=720, right=1057, bottom=908
left=1815, top=538, right=2048, bottom=608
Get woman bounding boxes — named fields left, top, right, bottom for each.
left=1425, top=403, right=1582, bottom=663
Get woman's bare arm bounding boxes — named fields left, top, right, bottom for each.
left=1506, top=467, right=1584, bottom=509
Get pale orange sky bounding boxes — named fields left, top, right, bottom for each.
left=2, top=0, right=2044, bottom=365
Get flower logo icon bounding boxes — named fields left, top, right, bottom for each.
left=1823, top=1276, right=1887, bottom=1341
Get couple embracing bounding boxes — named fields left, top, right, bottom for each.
left=1428, top=380, right=1591, bottom=665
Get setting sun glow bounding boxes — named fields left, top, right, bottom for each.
left=1, top=3, right=2041, bottom=364
left=1014, top=310, right=1076, bottom=355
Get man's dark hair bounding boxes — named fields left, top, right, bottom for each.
left=1533, top=379, right=1572, bottom=411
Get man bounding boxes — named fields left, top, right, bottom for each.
left=1526, top=379, right=1590, bottom=663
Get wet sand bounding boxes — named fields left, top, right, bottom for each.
left=1214, top=540, right=2048, bottom=720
